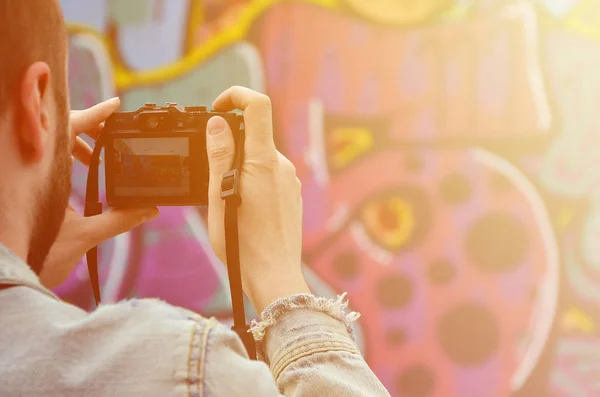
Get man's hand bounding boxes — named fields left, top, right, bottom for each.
left=206, top=86, right=310, bottom=314
left=70, top=98, right=119, bottom=165
left=39, top=98, right=159, bottom=289
left=40, top=205, right=158, bottom=289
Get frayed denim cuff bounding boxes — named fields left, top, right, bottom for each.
left=249, top=293, right=361, bottom=367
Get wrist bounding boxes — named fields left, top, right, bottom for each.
left=244, top=270, right=311, bottom=314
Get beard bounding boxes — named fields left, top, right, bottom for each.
left=27, top=114, right=72, bottom=275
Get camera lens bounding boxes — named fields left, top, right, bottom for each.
left=146, top=116, right=160, bottom=129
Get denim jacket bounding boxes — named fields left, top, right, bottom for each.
left=0, top=245, right=390, bottom=396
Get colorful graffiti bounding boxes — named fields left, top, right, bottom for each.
left=58, top=0, right=600, bottom=395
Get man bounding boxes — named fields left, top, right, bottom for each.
left=0, top=1, right=390, bottom=396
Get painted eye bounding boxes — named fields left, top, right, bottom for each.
left=359, top=186, right=432, bottom=252
left=327, top=126, right=374, bottom=171
left=361, top=196, right=415, bottom=250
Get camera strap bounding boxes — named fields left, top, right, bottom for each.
left=85, top=134, right=107, bottom=307
left=220, top=129, right=257, bottom=359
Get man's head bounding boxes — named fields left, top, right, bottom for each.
left=0, top=0, right=71, bottom=274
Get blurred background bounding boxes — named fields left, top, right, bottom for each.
left=57, top=0, right=600, bottom=396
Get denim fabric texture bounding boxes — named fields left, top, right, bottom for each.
left=0, top=244, right=390, bottom=396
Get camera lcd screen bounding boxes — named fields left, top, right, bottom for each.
left=112, top=137, right=191, bottom=198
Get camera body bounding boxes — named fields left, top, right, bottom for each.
left=103, top=103, right=243, bottom=207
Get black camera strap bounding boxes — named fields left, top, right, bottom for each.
left=220, top=128, right=257, bottom=359
left=85, top=135, right=107, bottom=306
left=84, top=123, right=257, bottom=360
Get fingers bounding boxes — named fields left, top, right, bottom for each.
left=213, top=86, right=270, bottom=111
left=213, top=86, right=276, bottom=159
left=83, top=122, right=105, bottom=140
left=71, top=97, right=120, bottom=139
left=80, top=207, right=159, bottom=246
left=72, top=136, right=93, bottom=166
left=72, top=136, right=104, bottom=167
left=206, top=116, right=235, bottom=213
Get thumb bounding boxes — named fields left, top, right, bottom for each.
left=206, top=116, right=235, bottom=205
left=206, top=116, right=235, bottom=261
left=80, top=207, right=159, bottom=247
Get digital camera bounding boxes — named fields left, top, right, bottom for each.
left=103, top=103, right=243, bottom=207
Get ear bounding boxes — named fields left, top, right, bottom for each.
left=16, top=61, right=52, bottom=164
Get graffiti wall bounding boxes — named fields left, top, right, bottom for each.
left=58, top=0, right=600, bottom=395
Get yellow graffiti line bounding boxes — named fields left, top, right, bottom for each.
left=562, top=0, right=600, bottom=42
left=561, top=306, right=595, bottom=334
left=344, top=0, right=454, bottom=26
left=555, top=206, right=575, bottom=230
left=66, top=23, right=131, bottom=88
left=185, top=0, right=205, bottom=54
left=114, top=0, right=340, bottom=91
left=67, top=22, right=107, bottom=38
left=440, top=2, right=472, bottom=21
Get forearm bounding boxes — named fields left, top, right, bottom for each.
left=250, top=294, right=390, bottom=397
left=245, top=270, right=311, bottom=314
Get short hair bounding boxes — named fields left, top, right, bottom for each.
left=0, top=0, right=68, bottom=114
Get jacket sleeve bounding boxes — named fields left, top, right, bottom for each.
left=203, top=294, right=391, bottom=397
